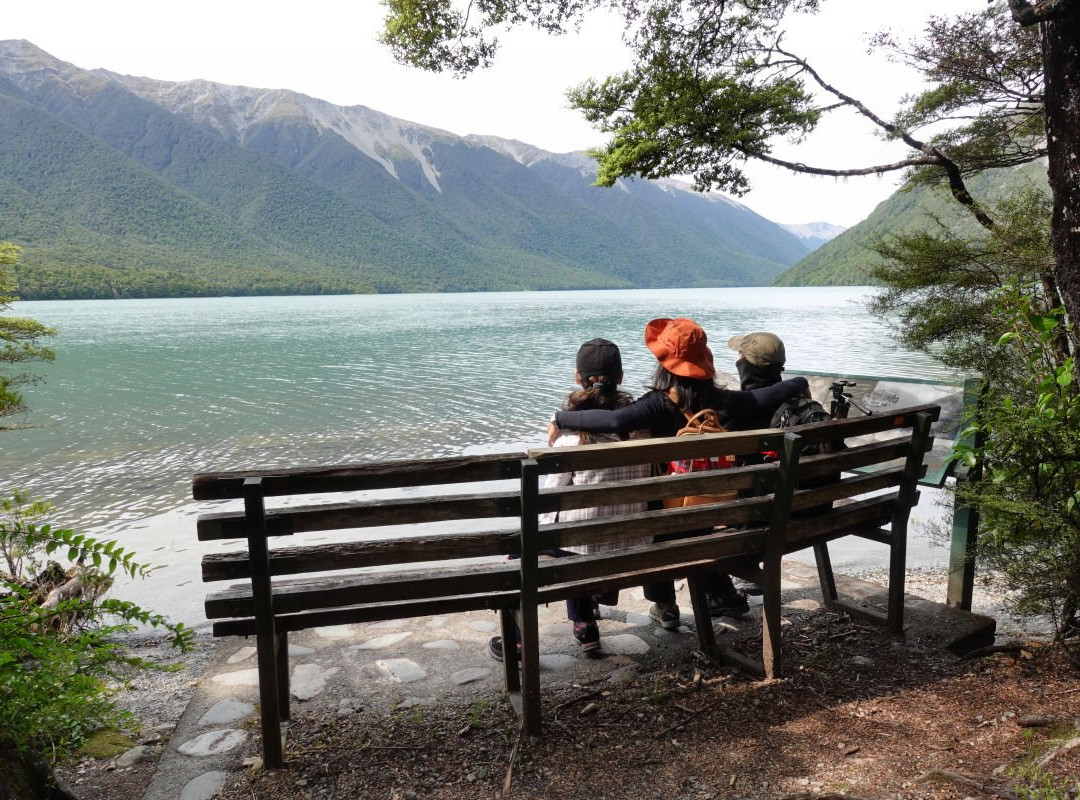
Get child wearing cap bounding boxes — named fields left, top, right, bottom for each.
left=546, top=318, right=809, bottom=628
left=489, top=339, right=651, bottom=660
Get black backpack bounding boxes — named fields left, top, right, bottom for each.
left=770, top=397, right=833, bottom=455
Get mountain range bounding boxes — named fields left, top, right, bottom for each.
left=775, top=160, right=1050, bottom=286
left=0, top=40, right=843, bottom=299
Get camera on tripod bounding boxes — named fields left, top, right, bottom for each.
left=830, top=379, right=857, bottom=396
left=828, top=379, right=872, bottom=418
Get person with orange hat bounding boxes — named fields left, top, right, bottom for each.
left=546, top=318, right=809, bottom=629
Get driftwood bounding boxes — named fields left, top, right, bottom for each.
left=41, top=573, right=84, bottom=609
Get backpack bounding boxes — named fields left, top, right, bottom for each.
left=769, top=397, right=833, bottom=456
left=664, top=407, right=737, bottom=508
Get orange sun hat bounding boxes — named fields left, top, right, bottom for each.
left=644, top=317, right=715, bottom=379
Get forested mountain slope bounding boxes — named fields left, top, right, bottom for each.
left=0, top=40, right=814, bottom=299
left=773, top=161, right=1049, bottom=287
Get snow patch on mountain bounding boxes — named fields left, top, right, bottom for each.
left=779, top=221, right=847, bottom=248
left=96, top=72, right=456, bottom=192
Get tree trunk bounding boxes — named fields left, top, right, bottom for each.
left=1042, top=3, right=1080, bottom=333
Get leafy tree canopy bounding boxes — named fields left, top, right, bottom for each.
left=381, top=2, right=1040, bottom=197
left=0, top=243, right=55, bottom=423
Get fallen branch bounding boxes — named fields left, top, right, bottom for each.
left=501, top=721, right=524, bottom=798
left=959, top=643, right=1026, bottom=660
left=917, top=768, right=1020, bottom=799
left=655, top=698, right=724, bottom=739
left=552, top=689, right=604, bottom=717
left=1035, top=735, right=1080, bottom=768
left=41, top=573, right=83, bottom=609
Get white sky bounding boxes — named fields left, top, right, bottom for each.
left=4, top=0, right=985, bottom=228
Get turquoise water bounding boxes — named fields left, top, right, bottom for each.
left=3, top=287, right=953, bottom=533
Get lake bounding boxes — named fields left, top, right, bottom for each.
left=4, top=286, right=955, bottom=536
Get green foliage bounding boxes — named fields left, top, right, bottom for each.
left=867, top=187, right=1053, bottom=377
left=0, top=490, right=192, bottom=759
left=774, top=159, right=1050, bottom=287
left=950, top=288, right=1080, bottom=656
left=882, top=3, right=1045, bottom=183
left=0, top=242, right=55, bottom=421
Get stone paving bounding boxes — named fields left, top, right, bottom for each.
left=139, top=565, right=995, bottom=800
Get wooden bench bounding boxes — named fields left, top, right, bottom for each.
left=193, top=402, right=938, bottom=766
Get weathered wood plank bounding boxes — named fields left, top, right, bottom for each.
left=201, top=529, right=521, bottom=581
left=797, top=438, right=916, bottom=480
left=205, top=562, right=519, bottom=619
left=542, top=462, right=778, bottom=510
left=784, top=494, right=897, bottom=547
left=534, top=527, right=767, bottom=588
left=528, top=429, right=785, bottom=472
left=196, top=465, right=779, bottom=542
left=197, top=493, right=520, bottom=541
left=538, top=495, right=772, bottom=551
left=192, top=453, right=524, bottom=500
left=784, top=403, right=942, bottom=446
left=211, top=591, right=520, bottom=637
left=790, top=467, right=905, bottom=511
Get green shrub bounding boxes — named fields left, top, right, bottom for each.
left=0, top=490, right=191, bottom=759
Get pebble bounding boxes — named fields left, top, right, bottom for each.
left=177, top=729, right=246, bottom=757
left=352, top=632, right=413, bottom=650
left=197, top=698, right=254, bottom=727
left=116, top=745, right=154, bottom=767
left=450, top=667, right=491, bottom=685
left=375, top=658, right=428, bottom=683
left=291, top=663, right=339, bottom=700
left=602, top=634, right=650, bottom=655
left=179, top=771, right=229, bottom=800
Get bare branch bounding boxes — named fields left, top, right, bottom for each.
left=737, top=148, right=938, bottom=176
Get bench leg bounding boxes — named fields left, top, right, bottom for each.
left=499, top=608, right=521, bottom=695
left=519, top=602, right=541, bottom=736
left=255, top=629, right=284, bottom=768
left=813, top=542, right=838, bottom=607
left=276, top=631, right=290, bottom=723
left=687, top=576, right=718, bottom=656
left=761, top=555, right=783, bottom=680
left=888, top=524, right=908, bottom=633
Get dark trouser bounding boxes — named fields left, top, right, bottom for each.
left=642, top=530, right=736, bottom=604
left=537, top=548, right=617, bottom=624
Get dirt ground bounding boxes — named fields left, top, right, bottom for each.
left=192, top=606, right=1080, bottom=800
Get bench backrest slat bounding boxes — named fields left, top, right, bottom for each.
left=205, top=561, right=520, bottom=619
left=537, top=527, right=767, bottom=587
left=527, top=429, right=784, bottom=472
left=201, top=528, right=521, bottom=581
left=193, top=453, right=525, bottom=500
left=197, top=491, right=520, bottom=541
left=785, top=493, right=897, bottom=547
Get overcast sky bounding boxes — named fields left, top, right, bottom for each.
left=6, top=0, right=985, bottom=227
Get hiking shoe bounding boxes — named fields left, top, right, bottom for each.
left=733, top=578, right=764, bottom=596
left=572, top=621, right=601, bottom=655
left=706, top=590, right=750, bottom=619
left=488, top=635, right=521, bottom=663
left=648, top=603, right=681, bottom=630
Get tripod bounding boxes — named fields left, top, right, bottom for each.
left=829, top=379, right=873, bottom=419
